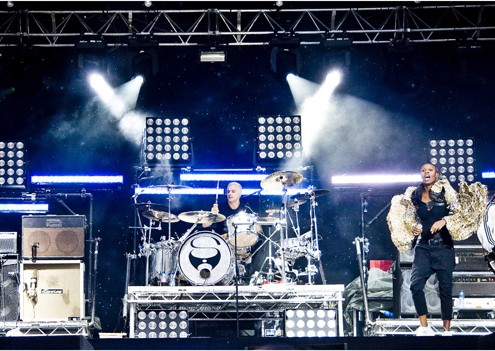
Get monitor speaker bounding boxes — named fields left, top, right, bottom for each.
left=22, top=215, right=85, bottom=259
left=0, top=258, right=19, bottom=321
left=394, top=267, right=441, bottom=316
left=19, top=260, right=85, bottom=321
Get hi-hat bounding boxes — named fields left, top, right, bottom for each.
left=148, top=184, right=191, bottom=189
left=261, top=170, right=303, bottom=191
left=134, top=202, right=169, bottom=212
left=289, top=189, right=330, bottom=207
left=142, top=209, right=179, bottom=223
left=178, top=210, right=226, bottom=225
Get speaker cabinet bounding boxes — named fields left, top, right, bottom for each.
left=22, top=215, right=85, bottom=259
left=0, top=232, right=17, bottom=254
left=396, top=268, right=441, bottom=316
left=20, top=260, right=85, bottom=321
left=0, top=257, right=19, bottom=321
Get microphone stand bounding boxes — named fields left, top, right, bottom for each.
left=233, top=223, right=240, bottom=337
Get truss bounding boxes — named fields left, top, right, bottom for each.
left=1, top=3, right=495, bottom=47
left=371, top=317, right=495, bottom=336
left=0, top=320, right=89, bottom=336
left=126, top=284, right=345, bottom=337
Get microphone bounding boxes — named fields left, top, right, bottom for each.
left=199, top=269, right=211, bottom=279
left=31, top=242, right=39, bottom=261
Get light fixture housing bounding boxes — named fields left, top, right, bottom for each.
left=429, top=138, right=476, bottom=183
left=0, top=141, right=27, bottom=190
left=200, top=50, right=226, bottom=63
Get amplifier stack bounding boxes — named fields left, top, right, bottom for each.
left=0, top=215, right=87, bottom=323
left=393, top=235, right=494, bottom=318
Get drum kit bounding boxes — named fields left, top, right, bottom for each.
left=130, top=170, right=329, bottom=287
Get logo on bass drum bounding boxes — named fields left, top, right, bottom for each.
left=178, top=232, right=232, bottom=285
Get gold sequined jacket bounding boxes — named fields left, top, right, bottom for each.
left=387, top=179, right=488, bottom=253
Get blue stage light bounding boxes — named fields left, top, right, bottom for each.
left=0, top=203, right=48, bottom=213
left=31, top=175, right=124, bottom=185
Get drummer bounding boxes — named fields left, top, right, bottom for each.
left=211, top=181, right=245, bottom=234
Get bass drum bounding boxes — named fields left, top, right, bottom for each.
left=177, top=231, right=234, bottom=286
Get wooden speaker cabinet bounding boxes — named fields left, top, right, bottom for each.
left=19, top=260, right=85, bottom=321
left=22, top=215, right=85, bottom=259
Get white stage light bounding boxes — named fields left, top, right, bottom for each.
left=429, top=138, right=476, bottom=183
left=332, top=174, right=421, bottom=185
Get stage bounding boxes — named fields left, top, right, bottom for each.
left=0, top=334, right=493, bottom=350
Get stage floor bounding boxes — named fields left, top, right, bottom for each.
left=0, top=334, right=494, bottom=350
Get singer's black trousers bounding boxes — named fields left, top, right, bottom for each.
left=409, top=243, right=456, bottom=320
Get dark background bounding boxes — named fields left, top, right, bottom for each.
left=1, top=1, right=495, bottom=333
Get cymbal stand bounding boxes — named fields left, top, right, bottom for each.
left=253, top=224, right=282, bottom=283
left=165, top=186, right=173, bottom=241
left=278, top=189, right=292, bottom=283
left=306, top=187, right=326, bottom=285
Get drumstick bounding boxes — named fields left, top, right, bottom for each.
left=215, top=180, right=220, bottom=205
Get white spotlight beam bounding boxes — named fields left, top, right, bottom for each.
left=180, top=173, right=267, bottom=182
left=332, top=174, right=421, bottom=185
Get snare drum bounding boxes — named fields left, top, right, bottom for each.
left=177, top=231, right=234, bottom=286
left=281, top=237, right=307, bottom=259
left=227, top=212, right=262, bottom=248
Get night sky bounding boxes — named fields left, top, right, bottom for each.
left=1, top=2, right=495, bottom=332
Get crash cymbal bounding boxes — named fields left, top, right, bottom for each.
left=142, top=209, right=180, bottom=223
left=290, top=189, right=330, bottom=202
left=134, top=202, right=169, bottom=212
left=260, top=170, right=303, bottom=191
left=178, top=210, right=226, bottom=225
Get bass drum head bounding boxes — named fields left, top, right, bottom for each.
left=178, top=231, right=234, bottom=286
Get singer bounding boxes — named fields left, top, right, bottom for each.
left=387, top=162, right=487, bottom=336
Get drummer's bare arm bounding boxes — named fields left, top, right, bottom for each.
left=211, top=203, right=219, bottom=214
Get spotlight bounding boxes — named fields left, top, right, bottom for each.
left=270, top=36, right=301, bottom=80
left=144, top=1, right=152, bottom=8
left=285, top=309, right=337, bottom=337
left=429, top=138, right=476, bottom=183
left=200, top=50, right=226, bottom=63
left=136, top=309, right=189, bottom=338
left=0, top=141, right=27, bottom=189
left=255, top=115, right=302, bottom=165
left=145, top=117, right=193, bottom=166
left=6, top=1, right=14, bottom=8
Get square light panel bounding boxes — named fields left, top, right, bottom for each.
left=429, top=138, right=475, bottom=183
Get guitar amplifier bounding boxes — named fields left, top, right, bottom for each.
left=399, top=245, right=487, bottom=271
left=453, top=272, right=495, bottom=297
left=0, top=232, right=17, bottom=254
left=22, top=215, right=85, bottom=259
left=19, top=260, right=85, bottom=321
left=455, top=245, right=488, bottom=271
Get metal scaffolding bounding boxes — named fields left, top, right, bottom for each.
left=0, top=3, right=495, bottom=47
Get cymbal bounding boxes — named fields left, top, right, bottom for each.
left=149, top=184, right=191, bottom=189
left=258, top=216, right=279, bottom=222
left=134, top=202, right=169, bottom=212
left=260, top=170, right=303, bottom=191
left=290, top=189, right=330, bottom=203
left=142, top=209, right=179, bottom=223
left=178, top=210, right=226, bottom=225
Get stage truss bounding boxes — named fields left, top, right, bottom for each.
left=371, top=317, right=495, bottom=336
left=126, top=284, right=345, bottom=338
left=0, top=320, right=89, bottom=337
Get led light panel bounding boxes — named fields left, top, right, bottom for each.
left=256, top=115, right=302, bottom=164
left=0, top=141, right=26, bottom=189
left=145, top=117, right=193, bottom=166
left=429, top=138, right=476, bottom=183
